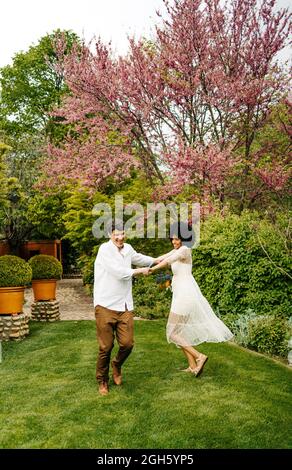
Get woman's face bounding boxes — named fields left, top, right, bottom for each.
left=171, top=236, right=182, bottom=249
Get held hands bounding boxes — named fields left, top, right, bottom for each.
left=133, top=266, right=155, bottom=276
left=133, top=258, right=162, bottom=276
left=133, top=267, right=151, bottom=276
left=133, top=257, right=167, bottom=278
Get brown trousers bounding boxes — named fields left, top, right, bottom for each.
left=95, top=305, right=134, bottom=383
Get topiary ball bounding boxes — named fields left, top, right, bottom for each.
left=0, top=255, right=32, bottom=287
left=28, top=255, right=63, bottom=280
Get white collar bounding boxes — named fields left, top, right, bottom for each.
left=108, top=239, right=128, bottom=255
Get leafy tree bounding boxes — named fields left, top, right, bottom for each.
left=0, top=142, right=11, bottom=237
left=27, top=188, right=67, bottom=240
left=0, top=30, right=79, bottom=138
left=0, top=30, right=80, bottom=197
left=250, top=98, right=292, bottom=205
left=63, top=186, right=113, bottom=256
left=4, top=133, right=45, bottom=192
left=0, top=177, right=32, bottom=254
left=0, top=142, right=10, bottom=213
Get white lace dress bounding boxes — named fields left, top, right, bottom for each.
left=160, top=246, right=233, bottom=347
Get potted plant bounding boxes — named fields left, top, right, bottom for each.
left=0, top=255, right=32, bottom=314
left=28, top=255, right=62, bottom=301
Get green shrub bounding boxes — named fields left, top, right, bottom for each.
left=79, top=249, right=99, bottom=290
left=221, top=309, right=258, bottom=347
left=131, top=237, right=171, bottom=259
left=28, top=255, right=63, bottom=280
left=0, top=255, right=32, bottom=287
left=222, top=310, right=291, bottom=358
left=133, top=275, right=172, bottom=319
left=192, top=210, right=291, bottom=318
left=247, top=315, right=291, bottom=357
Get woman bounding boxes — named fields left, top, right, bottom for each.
left=149, top=222, right=233, bottom=376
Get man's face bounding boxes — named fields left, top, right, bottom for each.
left=111, top=229, right=125, bottom=249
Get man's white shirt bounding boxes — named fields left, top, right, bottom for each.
left=93, top=240, right=154, bottom=311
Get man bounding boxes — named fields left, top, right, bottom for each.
left=94, top=221, right=156, bottom=396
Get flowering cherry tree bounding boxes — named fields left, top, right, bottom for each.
left=44, top=0, right=291, bottom=206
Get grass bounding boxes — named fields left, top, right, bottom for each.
left=0, top=320, right=291, bottom=449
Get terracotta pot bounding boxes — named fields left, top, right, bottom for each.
left=32, top=279, right=57, bottom=301
left=0, top=286, right=25, bottom=314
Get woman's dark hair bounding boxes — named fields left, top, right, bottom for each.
left=169, top=221, right=195, bottom=248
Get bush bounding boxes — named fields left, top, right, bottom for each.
left=79, top=249, right=98, bottom=290
left=133, top=275, right=172, bottom=319
left=221, top=310, right=291, bottom=358
left=192, top=210, right=291, bottom=318
left=0, top=255, right=32, bottom=287
left=247, top=315, right=291, bottom=357
left=222, top=309, right=258, bottom=347
left=28, top=255, right=63, bottom=280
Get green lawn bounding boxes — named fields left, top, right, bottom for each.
left=0, top=320, right=291, bottom=449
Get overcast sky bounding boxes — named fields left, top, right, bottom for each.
left=1, top=0, right=291, bottom=68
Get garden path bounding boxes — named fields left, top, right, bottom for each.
left=23, top=278, right=95, bottom=320
left=23, top=278, right=146, bottom=321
